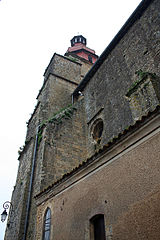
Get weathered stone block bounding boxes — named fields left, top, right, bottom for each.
left=126, top=73, right=160, bottom=121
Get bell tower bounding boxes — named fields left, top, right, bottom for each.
left=71, top=35, right=87, bottom=46
left=66, top=35, right=98, bottom=63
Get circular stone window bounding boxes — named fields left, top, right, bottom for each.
left=91, top=119, right=104, bottom=143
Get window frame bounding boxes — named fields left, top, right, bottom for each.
left=42, top=207, right=51, bottom=240
left=90, top=214, right=106, bottom=240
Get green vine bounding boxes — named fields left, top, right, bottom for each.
left=66, top=56, right=78, bottom=63
left=37, top=128, right=43, bottom=147
left=37, top=104, right=77, bottom=147
left=48, top=104, right=76, bottom=124
left=135, top=69, right=156, bottom=81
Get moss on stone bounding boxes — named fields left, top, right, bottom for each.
left=126, top=70, right=157, bottom=97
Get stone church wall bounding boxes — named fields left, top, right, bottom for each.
left=4, top=1, right=160, bottom=240
left=44, top=54, right=82, bottom=84
left=39, top=74, right=77, bottom=118
left=25, top=100, right=87, bottom=239
left=82, top=0, right=160, bottom=157
left=4, top=139, right=35, bottom=240
left=37, top=99, right=87, bottom=191
left=5, top=54, right=89, bottom=240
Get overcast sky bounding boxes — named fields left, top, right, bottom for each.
left=0, top=0, right=142, bottom=238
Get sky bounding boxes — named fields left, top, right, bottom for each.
left=0, top=0, right=142, bottom=238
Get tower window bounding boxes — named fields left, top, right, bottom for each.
left=43, top=208, right=51, bottom=240
left=90, top=214, right=106, bottom=240
left=88, top=55, right=93, bottom=63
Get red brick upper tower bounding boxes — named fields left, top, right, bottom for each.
left=66, top=35, right=98, bottom=63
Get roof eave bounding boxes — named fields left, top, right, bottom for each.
left=72, top=0, right=154, bottom=97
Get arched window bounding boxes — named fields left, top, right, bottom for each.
left=90, top=214, right=106, bottom=240
left=43, top=208, right=51, bottom=240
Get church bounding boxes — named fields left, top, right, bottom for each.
left=4, top=0, right=160, bottom=239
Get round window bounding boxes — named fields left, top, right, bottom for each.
left=91, top=119, right=104, bottom=143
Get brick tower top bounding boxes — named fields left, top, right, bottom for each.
left=66, top=35, right=98, bottom=64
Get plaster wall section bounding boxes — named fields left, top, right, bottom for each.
left=76, top=51, right=97, bottom=63
left=5, top=139, right=35, bottom=240
left=82, top=0, right=160, bottom=156
left=36, top=128, right=160, bottom=240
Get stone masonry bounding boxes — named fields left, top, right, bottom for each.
left=4, top=0, right=160, bottom=239
left=4, top=53, right=92, bottom=240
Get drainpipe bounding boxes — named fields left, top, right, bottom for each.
left=23, top=125, right=40, bottom=240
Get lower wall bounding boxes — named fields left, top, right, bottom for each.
left=36, top=127, right=160, bottom=240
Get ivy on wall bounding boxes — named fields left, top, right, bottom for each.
left=37, top=104, right=77, bottom=147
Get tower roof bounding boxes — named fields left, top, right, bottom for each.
left=71, top=35, right=87, bottom=47
left=66, top=35, right=98, bottom=64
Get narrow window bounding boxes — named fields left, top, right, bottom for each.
left=88, top=55, right=93, bottom=63
left=90, top=214, right=106, bottom=240
left=43, top=208, right=51, bottom=240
